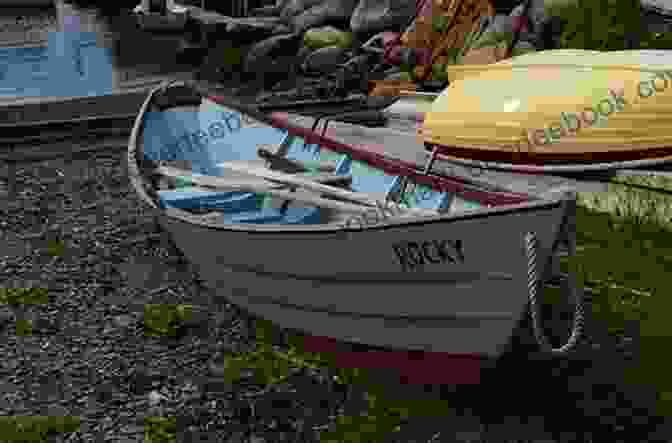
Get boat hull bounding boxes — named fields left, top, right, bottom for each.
left=423, top=49, right=672, bottom=169
left=158, top=200, right=566, bottom=357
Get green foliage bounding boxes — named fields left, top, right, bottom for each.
left=144, top=416, right=176, bottom=443
left=144, top=304, right=188, bottom=337
left=0, top=287, right=48, bottom=306
left=0, top=416, right=80, bottom=443
left=578, top=176, right=672, bottom=230
left=546, top=0, right=672, bottom=50
left=432, top=15, right=451, bottom=34
left=46, top=238, right=65, bottom=257
left=15, top=318, right=33, bottom=336
left=569, top=200, right=672, bottom=419
left=639, top=31, right=672, bottom=50
left=220, top=46, right=244, bottom=67
left=0, top=287, right=48, bottom=337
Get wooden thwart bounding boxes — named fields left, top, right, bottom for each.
left=217, top=161, right=437, bottom=217
left=157, top=165, right=353, bottom=189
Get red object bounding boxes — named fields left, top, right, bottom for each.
left=511, top=15, right=530, bottom=35
left=382, top=0, right=434, bottom=66
left=301, top=335, right=483, bottom=385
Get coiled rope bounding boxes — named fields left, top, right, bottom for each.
left=525, top=231, right=585, bottom=355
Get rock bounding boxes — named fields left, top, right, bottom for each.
left=350, top=0, right=417, bottom=36
left=148, top=390, right=167, bottom=406
left=303, top=26, right=353, bottom=50
left=112, top=314, right=136, bottom=329
left=249, top=5, right=284, bottom=17
left=383, top=71, right=407, bottom=81
left=280, top=0, right=324, bottom=21
left=244, top=33, right=304, bottom=74
left=290, top=0, right=359, bottom=33
left=528, top=0, right=551, bottom=34
left=225, top=16, right=294, bottom=38
left=538, top=15, right=567, bottom=50
left=243, top=33, right=305, bottom=90
left=302, top=46, right=350, bottom=75
left=296, top=45, right=314, bottom=66
left=511, top=39, right=537, bottom=56
left=0, top=306, right=14, bottom=329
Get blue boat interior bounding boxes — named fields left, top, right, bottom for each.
left=148, top=105, right=459, bottom=225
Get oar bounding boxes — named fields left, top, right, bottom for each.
left=157, top=166, right=393, bottom=215
left=157, top=165, right=352, bottom=189
left=217, top=161, right=437, bottom=217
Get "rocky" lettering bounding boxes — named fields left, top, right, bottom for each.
left=392, top=239, right=464, bottom=272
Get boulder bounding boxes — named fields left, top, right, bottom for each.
left=243, top=33, right=305, bottom=89
left=303, top=26, right=353, bottom=49
left=350, top=0, right=417, bottom=37
left=291, top=0, right=359, bottom=33
left=280, top=0, right=325, bottom=20
left=302, top=45, right=350, bottom=75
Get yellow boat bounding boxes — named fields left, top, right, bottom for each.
left=421, top=49, right=672, bottom=169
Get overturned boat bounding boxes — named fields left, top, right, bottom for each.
left=422, top=49, right=672, bottom=173
left=127, top=81, right=584, bottom=382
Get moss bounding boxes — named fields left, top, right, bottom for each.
left=144, top=416, right=176, bottom=443
left=0, top=287, right=48, bottom=306
left=0, top=416, right=80, bottom=443
left=143, top=304, right=184, bottom=337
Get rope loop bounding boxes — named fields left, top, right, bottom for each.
left=525, top=231, right=585, bottom=355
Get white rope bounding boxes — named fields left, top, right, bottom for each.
left=525, top=231, right=586, bottom=355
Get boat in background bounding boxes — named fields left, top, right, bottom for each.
left=421, top=49, right=672, bottom=174
left=127, top=81, right=585, bottom=384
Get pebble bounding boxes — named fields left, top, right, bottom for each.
left=147, top=390, right=167, bottom=406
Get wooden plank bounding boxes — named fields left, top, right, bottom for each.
left=217, top=161, right=437, bottom=216
left=157, top=165, right=353, bottom=189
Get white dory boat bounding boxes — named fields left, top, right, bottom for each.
left=127, top=81, right=584, bottom=363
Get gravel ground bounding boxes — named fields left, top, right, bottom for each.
left=0, top=147, right=352, bottom=442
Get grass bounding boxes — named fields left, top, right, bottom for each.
left=569, top=176, right=672, bottom=418
left=145, top=416, right=177, bottom=443
left=0, top=415, right=176, bottom=442
left=0, top=416, right=80, bottom=443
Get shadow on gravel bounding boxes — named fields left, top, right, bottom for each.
left=435, top=308, right=666, bottom=442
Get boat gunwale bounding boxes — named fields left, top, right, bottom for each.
left=127, top=81, right=571, bottom=233
left=427, top=148, right=672, bottom=173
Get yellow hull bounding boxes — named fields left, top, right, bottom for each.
left=424, top=50, right=672, bottom=164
